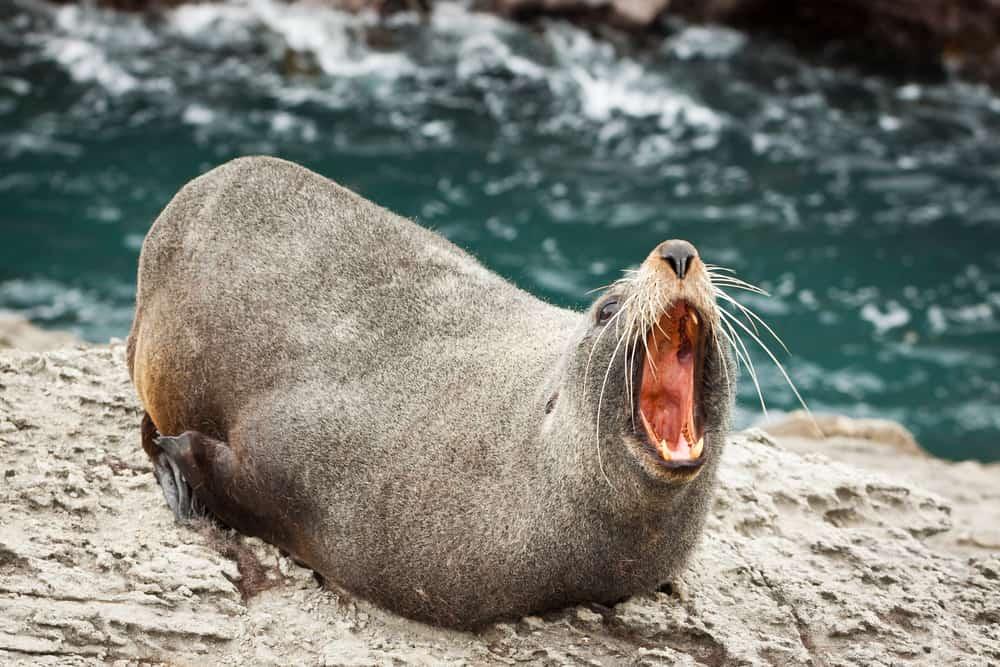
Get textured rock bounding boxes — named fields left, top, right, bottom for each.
left=0, top=344, right=997, bottom=664
left=764, top=417, right=1000, bottom=559
left=761, top=411, right=926, bottom=457
left=0, top=312, right=80, bottom=353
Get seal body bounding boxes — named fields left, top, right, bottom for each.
left=128, top=156, right=733, bottom=628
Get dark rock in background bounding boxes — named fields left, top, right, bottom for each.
left=51, top=0, right=1000, bottom=86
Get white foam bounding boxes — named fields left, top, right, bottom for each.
left=546, top=25, right=723, bottom=130
left=169, top=3, right=259, bottom=47
left=455, top=30, right=547, bottom=82
left=35, top=5, right=173, bottom=96
left=31, top=0, right=724, bottom=150
left=0, top=278, right=131, bottom=337
left=860, top=301, right=911, bottom=333
left=171, top=0, right=414, bottom=79
left=182, top=104, right=216, bottom=126
left=666, top=26, right=746, bottom=61
left=44, top=37, right=138, bottom=96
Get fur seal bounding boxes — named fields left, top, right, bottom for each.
left=127, top=156, right=734, bottom=628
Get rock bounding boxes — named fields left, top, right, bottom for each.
left=0, top=312, right=80, bottom=353
left=0, top=344, right=997, bottom=664
left=47, top=0, right=1000, bottom=86
left=668, top=0, right=1000, bottom=86
left=610, top=0, right=670, bottom=29
left=765, top=418, right=1000, bottom=560
left=493, top=0, right=673, bottom=30
left=761, top=411, right=926, bottom=457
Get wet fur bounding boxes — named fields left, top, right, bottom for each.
left=127, top=156, right=734, bottom=628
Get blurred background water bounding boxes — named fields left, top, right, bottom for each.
left=2, top=0, right=998, bottom=460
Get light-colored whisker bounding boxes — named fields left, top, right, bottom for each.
left=715, top=288, right=791, bottom=355
left=721, top=310, right=812, bottom=417
left=718, top=309, right=768, bottom=416
left=595, top=323, right=633, bottom=491
left=710, top=277, right=770, bottom=296
left=714, top=289, right=761, bottom=337
left=704, top=265, right=771, bottom=295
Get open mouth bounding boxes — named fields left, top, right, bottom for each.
left=635, top=300, right=707, bottom=469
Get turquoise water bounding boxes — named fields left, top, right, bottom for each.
left=2, top=1, right=999, bottom=461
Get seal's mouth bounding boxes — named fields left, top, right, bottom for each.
left=634, top=300, right=707, bottom=470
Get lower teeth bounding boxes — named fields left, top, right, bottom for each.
left=691, top=436, right=704, bottom=458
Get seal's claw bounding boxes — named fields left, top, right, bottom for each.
left=152, top=435, right=205, bottom=522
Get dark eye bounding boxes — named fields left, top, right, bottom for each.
left=596, top=297, right=620, bottom=325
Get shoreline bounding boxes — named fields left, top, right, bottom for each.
left=0, top=312, right=82, bottom=353
left=46, top=0, right=1000, bottom=87
left=0, top=342, right=996, bottom=663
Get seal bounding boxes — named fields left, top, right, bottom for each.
left=127, top=156, right=735, bottom=628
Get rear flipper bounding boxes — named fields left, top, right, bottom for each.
left=139, top=413, right=234, bottom=524
left=153, top=433, right=208, bottom=522
left=139, top=412, right=315, bottom=579
left=139, top=414, right=302, bottom=557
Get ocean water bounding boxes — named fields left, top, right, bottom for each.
left=2, top=0, right=998, bottom=461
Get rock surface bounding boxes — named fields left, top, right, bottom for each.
left=762, top=412, right=1000, bottom=559
left=0, top=344, right=997, bottom=665
left=0, top=312, right=81, bottom=353
left=761, top=411, right=926, bottom=458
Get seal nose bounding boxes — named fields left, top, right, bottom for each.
left=659, top=240, right=698, bottom=280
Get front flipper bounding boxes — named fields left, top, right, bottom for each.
left=153, top=433, right=207, bottom=522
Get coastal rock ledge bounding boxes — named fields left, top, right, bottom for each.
left=0, top=344, right=997, bottom=665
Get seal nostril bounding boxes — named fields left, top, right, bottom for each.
left=659, top=240, right=697, bottom=280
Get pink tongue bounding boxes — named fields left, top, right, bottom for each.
left=673, top=431, right=693, bottom=460
left=648, top=352, right=695, bottom=454
left=638, top=302, right=698, bottom=461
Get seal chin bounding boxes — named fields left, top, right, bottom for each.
left=629, top=300, right=708, bottom=480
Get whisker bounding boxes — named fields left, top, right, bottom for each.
left=721, top=310, right=811, bottom=417
left=710, top=277, right=770, bottom=296
left=595, top=324, right=633, bottom=491
left=714, top=288, right=790, bottom=355
left=718, top=309, right=768, bottom=416
left=714, top=288, right=761, bottom=336
left=704, top=264, right=771, bottom=296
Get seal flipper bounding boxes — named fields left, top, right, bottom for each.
left=153, top=434, right=207, bottom=522
left=144, top=426, right=302, bottom=558
left=140, top=413, right=204, bottom=522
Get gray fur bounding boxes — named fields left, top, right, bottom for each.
left=127, top=156, right=734, bottom=628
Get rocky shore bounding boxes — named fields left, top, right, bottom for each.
left=0, top=341, right=997, bottom=665
left=51, top=0, right=1000, bottom=86
left=0, top=313, right=80, bottom=354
